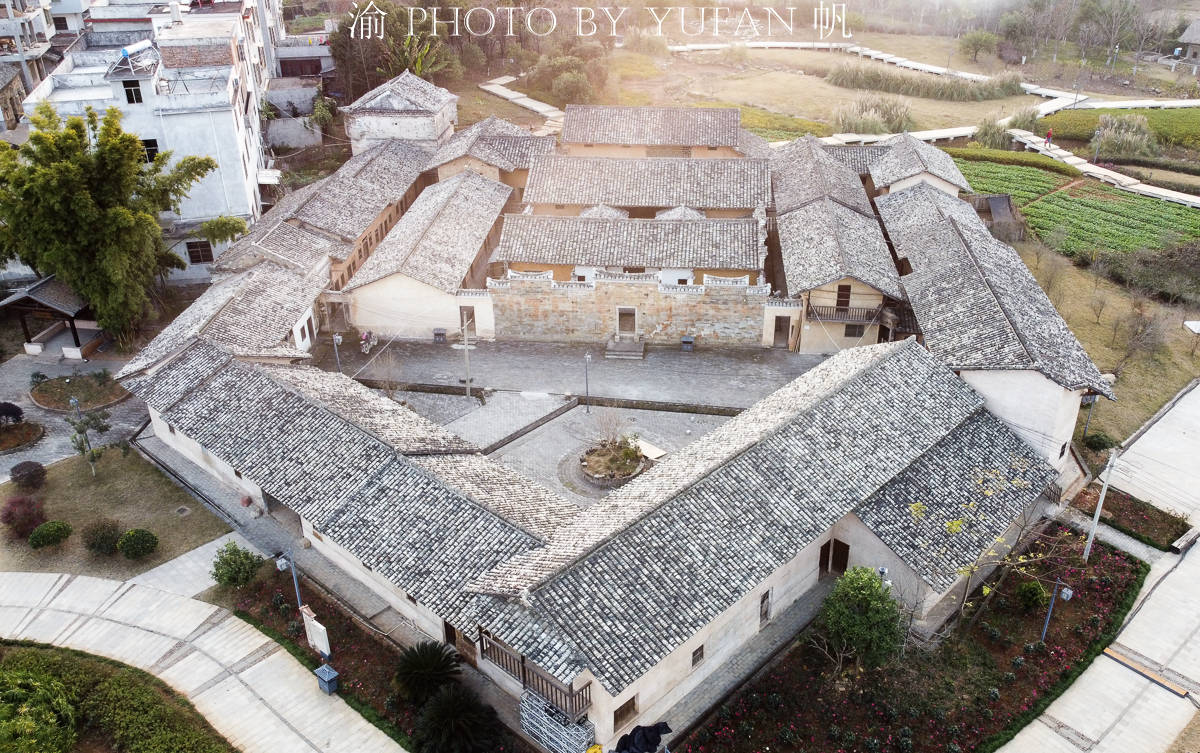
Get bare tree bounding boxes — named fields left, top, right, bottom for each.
left=1089, top=293, right=1110, bottom=322
left=1041, top=254, right=1069, bottom=305
left=376, top=349, right=403, bottom=400
left=1117, top=306, right=1169, bottom=375
left=591, top=408, right=628, bottom=446
left=1130, top=0, right=1169, bottom=73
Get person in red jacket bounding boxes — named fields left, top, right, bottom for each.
left=1044, top=127, right=1053, bottom=147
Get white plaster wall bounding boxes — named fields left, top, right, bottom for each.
left=572, top=265, right=600, bottom=282
left=657, top=268, right=694, bottom=285
left=289, top=306, right=317, bottom=352
left=959, top=369, right=1082, bottom=473
left=349, top=274, right=465, bottom=338
left=833, top=514, right=932, bottom=610
left=796, top=321, right=881, bottom=355
left=346, top=105, right=456, bottom=155
left=148, top=408, right=265, bottom=504
left=885, top=172, right=960, bottom=197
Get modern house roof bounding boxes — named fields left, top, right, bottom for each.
left=0, top=276, right=86, bottom=316
left=524, top=156, right=771, bottom=210
left=561, top=105, right=741, bottom=148
left=345, top=170, right=511, bottom=293
left=877, top=183, right=1113, bottom=398
left=772, top=135, right=873, bottom=216
left=869, top=133, right=970, bottom=192
left=475, top=339, right=1054, bottom=693
left=342, top=70, right=458, bottom=114
left=426, top=116, right=557, bottom=172
left=494, top=214, right=765, bottom=271
left=775, top=197, right=902, bottom=299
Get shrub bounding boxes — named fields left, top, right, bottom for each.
left=815, top=566, right=903, bottom=670
left=0, top=669, right=77, bottom=753
left=392, top=641, right=461, bottom=706
left=1008, top=106, right=1040, bottom=133
left=623, top=27, right=669, bottom=56
left=0, top=401, right=23, bottom=425
left=29, top=520, right=72, bottom=549
left=1011, top=655, right=1025, bottom=668
left=286, top=619, right=303, bottom=637
left=117, top=528, right=158, bottom=559
left=10, top=460, right=46, bottom=491
left=827, top=62, right=1021, bottom=101
left=1090, top=114, right=1159, bottom=160
left=1083, top=432, right=1118, bottom=451
left=975, top=116, right=1011, bottom=150
left=2, top=495, right=46, bottom=538
left=834, top=92, right=914, bottom=134
left=210, top=541, right=264, bottom=588
left=1039, top=107, right=1200, bottom=151
left=28, top=371, right=47, bottom=388
left=551, top=70, right=593, bottom=105
left=413, top=683, right=501, bottom=753
left=460, top=41, right=486, bottom=71
left=433, top=51, right=465, bottom=85
left=83, top=518, right=122, bottom=555
left=1017, top=580, right=1050, bottom=612
left=81, top=669, right=229, bottom=753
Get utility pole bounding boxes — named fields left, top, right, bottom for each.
left=1083, top=451, right=1119, bottom=563
left=584, top=352, right=591, bottom=414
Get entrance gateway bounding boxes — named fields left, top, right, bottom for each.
left=819, top=538, right=849, bottom=574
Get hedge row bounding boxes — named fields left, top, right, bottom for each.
left=0, top=640, right=236, bottom=753
left=1038, top=108, right=1200, bottom=150
left=974, top=557, right=1150, bottom=753
left=827, top=62, right=1024, bottom=101
left=941, top=146, right=1084, bottom=177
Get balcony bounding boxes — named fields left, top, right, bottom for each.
left=480, top=632, right=591, bottom=720
left=807, top=304, right=881, bottom=324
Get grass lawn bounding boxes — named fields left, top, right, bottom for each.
left=1014, top=242, right=1200, bottom=446
left=31, top=374, right=128, bottom=411
left=1071, top=484, right=1191, bottom=551
left=447, top=79, right=548, bottom=129
left=678, top=532, right=1146, bottom=753
left=0, top=453, right=229, bottom=579
left=286, top=12, right=330, bottom=33
left=1039, top=108, right=1200, bottom=151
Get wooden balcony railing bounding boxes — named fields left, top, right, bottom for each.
left=480, top=632, right=592, bottom=720
left=807, top=304, right=881, bottom=324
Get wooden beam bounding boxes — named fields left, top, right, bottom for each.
left=18, top=313, right=31, bottom=343
left=68, top=318, right=80, bottom=347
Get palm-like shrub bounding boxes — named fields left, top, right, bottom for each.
left=413, top=683, right=500, bottom=753
left=0, top=669, right=77, bottom=753
left=391, top=641, right=461, bottom=706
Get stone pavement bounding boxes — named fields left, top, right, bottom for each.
left=0, top=353, right=148, bottom=478
left=129, top=531, right=261, bottom=598
left=997, top=546, right=1200, bottom=753
left=318, top=337, right=823, bottom=410
left=0, top=571, right=404, bottom=753
left=445, top=390, right=571, bottom=450
left=1107, top=379, right=1200, bottom=524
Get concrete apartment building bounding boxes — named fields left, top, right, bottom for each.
left=0, top=0, right=53, bottom=92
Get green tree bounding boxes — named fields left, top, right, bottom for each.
left=64, top=409, right=111, bottom=478
left=959, top=29, right=999, bottom=62
left=0, top=104, right=216, bottom=340
left=329, top=0, right=450, bottom=101
left=391, top=641, right=461, bottom=706
left=199, top=216, right=248, bottom=247
left=210, top=541, right=264, bottom=588
left=413, top=683, right=500, bottom=753
left=0, top=670, right=77, bottom=753
left=812, top=566, right=903, bottom=672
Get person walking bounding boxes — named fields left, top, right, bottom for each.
left=1044, top=127, right=1053, bottom=148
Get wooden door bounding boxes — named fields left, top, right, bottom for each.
left=832, top=540, right=850, bottom=573
left=819, top=540, right=831, bottom=573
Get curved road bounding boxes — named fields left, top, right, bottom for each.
left=0, top=571, right=404, bottom=753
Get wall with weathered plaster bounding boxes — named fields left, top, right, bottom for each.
left=959, top=369, right=1083, bottom=474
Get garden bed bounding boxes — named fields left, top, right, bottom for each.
left=225, top=568, right=534, bottom=753
left=1072, top=483, right=1190, bottom=551
left=30, top=373, right=129, bottom=411
left=0, top=421, right=43, bottom=452
left=678, top=532, right=1147, bottom=753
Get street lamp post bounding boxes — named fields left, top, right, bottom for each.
left=1041, top=578, right=1073, bottom=641
left=275, top=550, right=303, bottom=610
left=584, top=353, right=591, bottom=414
left=332, top=333, right=343, bottom=374
left=1083, top=451, right=1119, bottom=563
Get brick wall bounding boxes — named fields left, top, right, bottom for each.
left=490, top=280, right=767, bottom=346
left=159, top=44, right=233, bottom=68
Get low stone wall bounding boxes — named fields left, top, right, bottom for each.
left=490, top=279, right=768, bottom=346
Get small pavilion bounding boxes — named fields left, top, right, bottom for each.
left=0, top=276, right=98, bottom=357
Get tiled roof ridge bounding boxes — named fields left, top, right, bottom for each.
left=506, top=213, right=757, bottom=228
left=945, top=217, right=1038, bottom=369
left=138, top=339, right=231, bottom=413
left=528, top=340, right=913, bottom=595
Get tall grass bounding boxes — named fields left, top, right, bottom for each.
left=974, top=116, right=1011, bottom=150
left=834, top=93, right=914, bottom=134
left=827, top=63, right=1024, bottom=101
left=1090, top=114, right=1160, bottom=160
left=1007, top=106, right=1040, bottom=132
left=623, top=27, right=669, bottom=57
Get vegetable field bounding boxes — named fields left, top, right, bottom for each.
left=1021, top=182, right=1200, bottom=255
left=954, top=158, right=1072, bottom=206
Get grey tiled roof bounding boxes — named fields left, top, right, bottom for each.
left=776, top=198, right=901, bottom=299
left=561, top=105, right=740, bottom=147
left=772, top=135, right=873, bottom=216
left=869, top=134, right=969, bottom=192
left=877, top=184, right=1113, bottom=398
left=494, top=215, right=765, bottom=271
left=579, top=204, right=628, bottom=219
left=823, top=144, right=891, bottom=175
left=343, top=70, right=458, bottom=114
left=0, top=276, right=86, bottom=316
left=484, top=340, right=1052, bottom=693
left=524, top=156, right=770, bottom=210
left=345, top=171, right=511, bottom=293
left=427, top=117, right=556, bottom=172
left=214, top=182, right=327, bottom=273
left=1182, top=20, right=1200, bottom=44
left=655, top=206, right=705, bottom=220
left=737, top=128, right=775, bottom=159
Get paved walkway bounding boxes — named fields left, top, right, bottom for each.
left=0, top=353, right=148, bottom=478
left=1107, top=379, right=1200, bottom=524
left=129, top=531, right=261, bottom=598
left=0, top=571, right=404, bottom=753
left=319, top=338, right=822, bottom=410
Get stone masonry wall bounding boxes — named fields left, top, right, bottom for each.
left=490, top=280, right=766, bottom=346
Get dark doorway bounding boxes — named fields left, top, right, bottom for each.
left=773, top=315, right=790, bottom=348
left=877, top=325, right=891, bottom=343
left=819, top=538, right=850, bottom=575
left=305, top=317, right=316, bottom=344
left=617, top=307, right=636, bottom=335
left=443, top=620, right=458, bottom=646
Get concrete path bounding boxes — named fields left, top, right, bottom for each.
left=997, top=546, right=1200, bottom=753
left=0, top=571, right=404, bottom=753
left=129, top=531, right=261, bottom=598
left=0, top=353, right=148, bottom=478
left=1108, top=380, right=1200, bottom=523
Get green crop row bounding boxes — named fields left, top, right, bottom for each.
left=954, top=158, right=1071, bottom=205
left=1021, top=183, right=1200, bottom=255
left=943, top=147, right=1083, bottom=177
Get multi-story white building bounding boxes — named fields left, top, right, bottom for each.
left=0, top=0, right=53, bottom=91
left=24, top=6, right=272, bottom=281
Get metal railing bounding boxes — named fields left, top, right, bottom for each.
left=480, top=632, right=592, bottom=720
left=807, top=304, right=881, bottom=324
